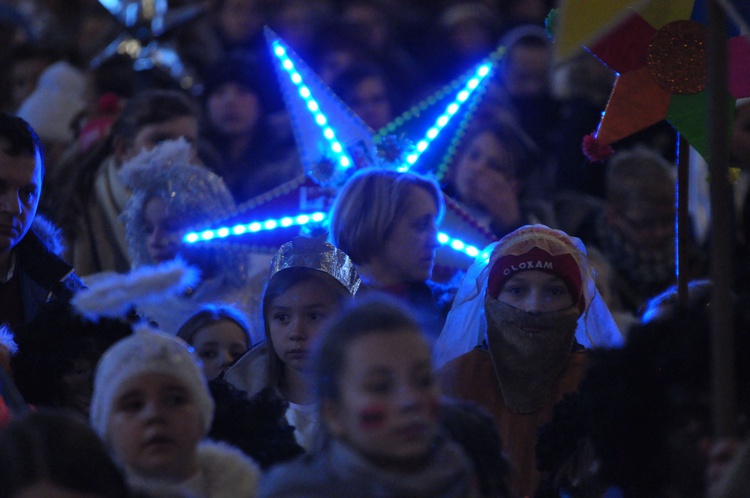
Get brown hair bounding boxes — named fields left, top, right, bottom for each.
left=329, top=168, right=444, bottom=265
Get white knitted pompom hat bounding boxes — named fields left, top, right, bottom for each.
left=16, top=61, right=87, bottom=143
left=89, top=326, right=214, bottom=440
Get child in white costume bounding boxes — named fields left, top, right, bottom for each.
left=433, top=224, right=622, bottom=370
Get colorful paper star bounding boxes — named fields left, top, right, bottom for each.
left=557, top=0, right=750, bottom=162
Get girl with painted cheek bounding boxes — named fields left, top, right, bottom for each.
left=259, top=299, right=477, bottom=498
left=177, top=304, right=252, bottom=381
left=224, top=237, right=360, bottom=451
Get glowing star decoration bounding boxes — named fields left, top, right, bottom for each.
left=268, top=27, right=498, bottom=184
left=180, top=172, right=497, bottom=269
left=183, top=31, right=500, bottom=279
left=574, top=0, right=750, bottom=163
left=266, top=28, right=376, bottom=187
left=375, top=53, right=499, bottom=180
left=93, top=0, right=206, bottom=93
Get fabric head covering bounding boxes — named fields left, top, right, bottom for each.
left=269, top=236, right=361, bottom=296
left=90, top=327, right=214, bottom=439
left=433, top=225, right=623, bottom=369
left=487, top=247, right=584, bottom=311
left=16, top=61, right=87, bottom=143
left=119, top=138, right=247, bottom=287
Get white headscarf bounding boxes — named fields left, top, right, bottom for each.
left=433, top=224, right=623, bottom=369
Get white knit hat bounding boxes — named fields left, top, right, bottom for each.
left=16, top=61, right=87, bottom=143
left=89, top=327, right=214, bottom=440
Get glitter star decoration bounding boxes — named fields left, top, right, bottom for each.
left=555, top=0, right=750, bottom=162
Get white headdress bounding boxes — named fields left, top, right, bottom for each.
left=433, top=224, right=623, bottom=369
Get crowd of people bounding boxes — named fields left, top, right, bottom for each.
left=1, top=1, right=750, bottom=497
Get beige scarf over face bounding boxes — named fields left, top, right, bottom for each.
left=484, top=297, right=579, bottom=413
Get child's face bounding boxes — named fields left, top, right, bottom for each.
left=268, top=279, right=342, bottom=373
left=323, top=329, right=440, bottom=465
left=207, top=82, right=261, bottom=138
left=143, top=197, right=184, bottom=264
left=192, top=319, right=249, bottom=380
left=497, top=270, right=574, bottom=315
left=107, top=373, right=203, bottom=481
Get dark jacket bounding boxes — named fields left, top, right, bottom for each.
left=14, top=217, right=84, bottom=326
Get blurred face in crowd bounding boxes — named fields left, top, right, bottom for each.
left=206, top=82, right=261, bottom=138
left=0, top=139, right=41, bottom=258
left=454, top=130, right=518, bottom=203
left=119, top=116, right=199, bottom=163
left=192, top=319, right=248, bottom=380
left=497, top=270, right=574, bottom=315
left=323, top=328, right=440, bottom=466
left=348, top=76, right=392, bottom=132
left=609, top=196, right=675, bottom=250
left=107, top=373, right=202, bottom=481
left=373, top=186, right=439, bottom=286
left=217, top=0, right=263, bottom=45
left=505, top=44, right=551, bottom=98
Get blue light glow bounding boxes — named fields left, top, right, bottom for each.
left=184, top=212, right=328, bottom=244
left=280, top=217, right=294, bottom=227
left=185, top=212, right=479, bottom=260
left=437, top=232, right=480, bottom=259
left=271, top=39, right=353, bottom=172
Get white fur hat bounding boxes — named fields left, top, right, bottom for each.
left=16, top=61, right=87, bottom=143
left=89, top=327, right=214, bottom=440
